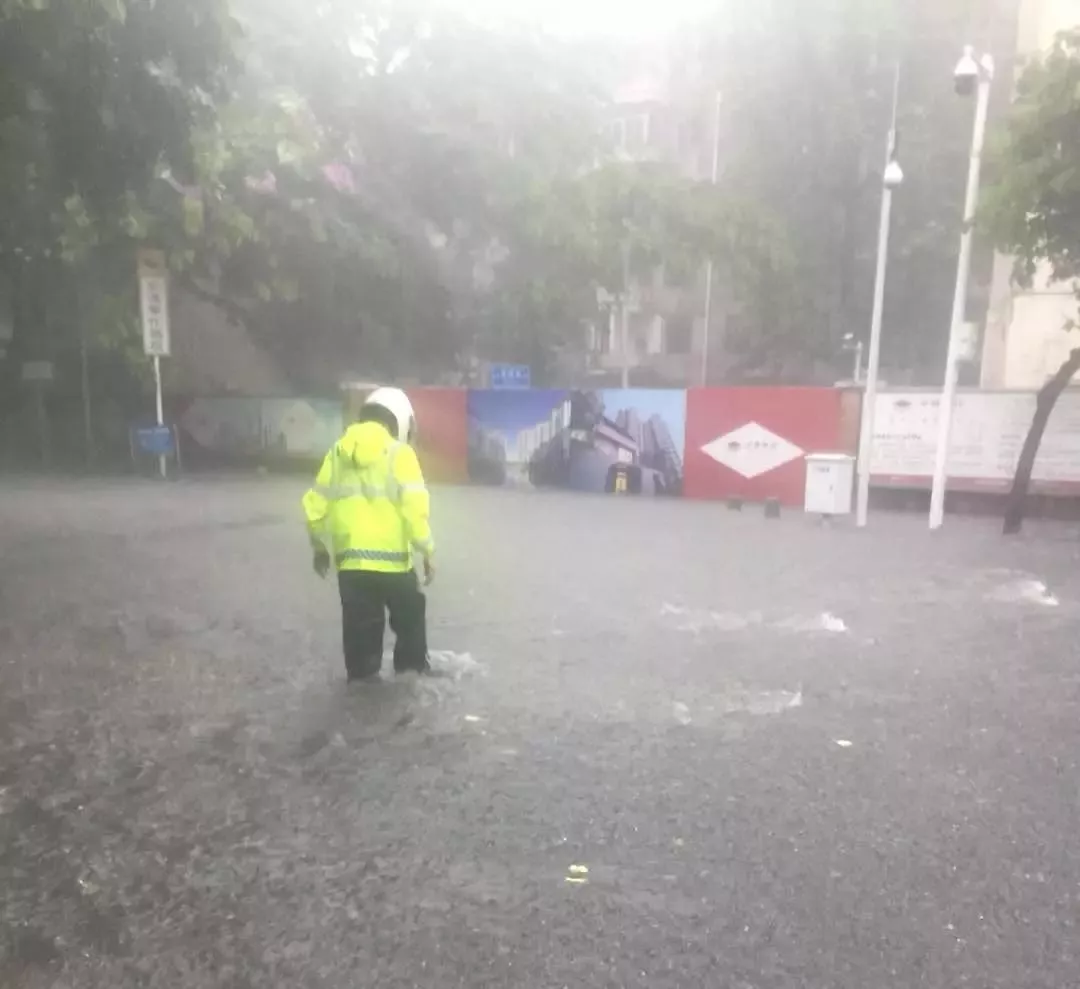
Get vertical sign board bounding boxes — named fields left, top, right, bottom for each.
left=138, top=248, right=170, bottom=477
left=138, top=248, right=171, bottom=357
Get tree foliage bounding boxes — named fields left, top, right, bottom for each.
left=0, top=0, right=241, bottom=450
left=3, top=0, right=995, bottom=428
left=468, top=158, right=791, bottom=378
left=0, top=0, right=238, bottom=262
left=134, top=0, right=790, bottom=386
left=149, top=0, right=621, bottom=385
left=981, top=29, right=1080, bottom=288
left=979, top=29, right=1080, bottom=533
left=691, top=0, right=1015, bottom=381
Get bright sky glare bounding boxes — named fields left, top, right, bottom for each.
left=435, top=0, right=718, bottom=39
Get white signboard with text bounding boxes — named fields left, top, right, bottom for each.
left=138, top=249, right=171, bottom=357
left=871, top=390, right=1080, bottom=494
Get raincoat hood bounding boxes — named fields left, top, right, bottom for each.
left=339, top=421, right=396, bottom=468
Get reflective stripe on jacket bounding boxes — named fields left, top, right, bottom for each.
left=302, top=421, right=434, bottom=573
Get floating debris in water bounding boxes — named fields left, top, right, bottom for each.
left=565, top=864, right=589, bottom=884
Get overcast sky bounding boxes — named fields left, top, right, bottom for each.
left=436, top=0, right=718, bottom=39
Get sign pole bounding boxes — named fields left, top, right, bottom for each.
left=34, top=385, right=49, bottom=468
left=153, top=354, right=165, bottom=478
left=138, top=248, right=171, bottom=480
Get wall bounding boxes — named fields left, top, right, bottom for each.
left=983, top=265, right=1080, bottom=389
left=410, top=388, right=469, bottom=484
left=466, top=388, right=688, bottom=495
left=1027, top=0, right=1080, bottom=49
left=173, top=386, right=853, bottom=506
left=175, top=388, right=467, bottom=483
left=684, top=388, right=848, bottom=506
left=172, top=396, right=344, bottom=466
left=168, top=385, right=1080, bottom=509
left=870, top=388, right=1080, bottom=494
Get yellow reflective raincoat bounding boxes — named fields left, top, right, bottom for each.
left=302, top=421, right=434, bottom=572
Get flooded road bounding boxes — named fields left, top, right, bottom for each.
left=3, top=478, right=1080, bottom=988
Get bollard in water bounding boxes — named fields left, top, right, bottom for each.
left=764, top=497, right=781, bottom=519
left=727, top=497, right=743, bottom=511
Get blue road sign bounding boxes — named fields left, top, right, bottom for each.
left=135, top=425, right=175, bottom=457
left=490, top=363, right=531, bottom=389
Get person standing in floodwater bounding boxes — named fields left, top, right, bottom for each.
left=302, top=387, right=437, bottom=682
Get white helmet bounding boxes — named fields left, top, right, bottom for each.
left=363, top=386, right=417, bottom=444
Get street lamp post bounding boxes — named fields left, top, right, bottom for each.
left=928, top=46, right=994, bottom=530
left=856, top=65, right=903, bottom=529
left=842, top=333, right=864, bottom=382
left=700, top=92, right=723, bottom=387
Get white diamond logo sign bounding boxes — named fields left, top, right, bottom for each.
left=701, top=422, right=804, bottom=479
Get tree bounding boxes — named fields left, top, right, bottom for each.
left=1, top=0, right=808, bottom=453
left=685, top=0, right=1019, bottom=381
left=0, top=0, right=241, bottom=462
left=464, top=158, right=791, bottom=384
left=163, top=0, right=614, bottom=386
left=197, top=2, right=790, bottom=387
left=0, top=0, right=238, bottom=257
left=980, top=29, right=1080, bottom=534
left=0, top=0, right=607, bottom=406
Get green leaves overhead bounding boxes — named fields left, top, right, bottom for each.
left=0, top=0, right=238, bottom=262
left=1, top=0, right=795, bottom=387
left=689, top=0, right=1013, bottom=379
left=982, top=29, right=1080, bottom=289
left=566, top=161, right=788, bottom=292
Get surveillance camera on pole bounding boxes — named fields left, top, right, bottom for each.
left=953, top=45, right=980, bottom=96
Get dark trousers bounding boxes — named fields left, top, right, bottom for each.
left=337, top=569, right=429, bottom=679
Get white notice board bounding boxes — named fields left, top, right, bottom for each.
left=871, top=390, right=1080, bottom=493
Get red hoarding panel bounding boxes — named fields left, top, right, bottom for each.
left=684, top=387, right=845, bottom=506
left=407, top=387, right=468, bottom=484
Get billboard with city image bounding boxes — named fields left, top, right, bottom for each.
left=467, top=388, right=686, bottom=495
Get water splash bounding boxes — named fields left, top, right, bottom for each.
left=427, top=650, right=483, bottom=679
left=661, top=605, right=847, bottom=635
left=732, top=688, right=803, bottom=716
left=818, top=612, right=848, bottom=633
left=990, top=579, right=1059, bottom=608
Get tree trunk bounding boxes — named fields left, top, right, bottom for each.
left=1003, top=346, right=1080, bottom=535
